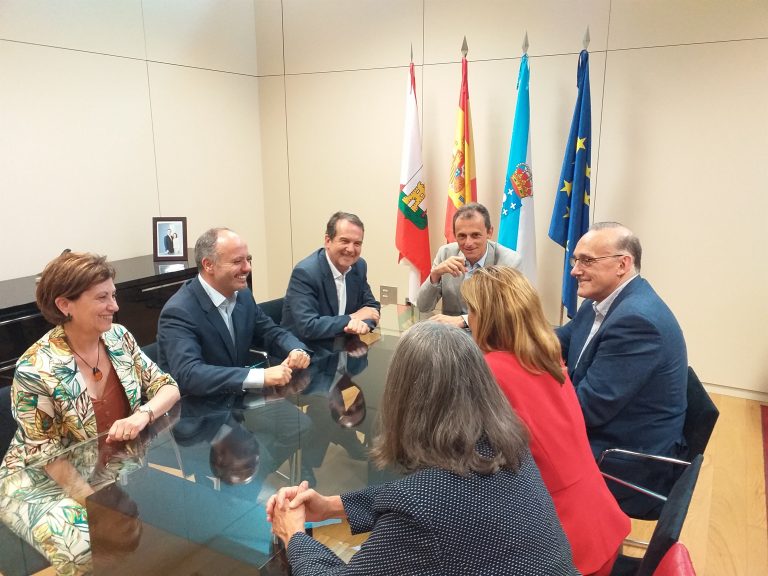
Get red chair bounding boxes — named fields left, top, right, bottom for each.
left=653, top=543, right=696, bottom=575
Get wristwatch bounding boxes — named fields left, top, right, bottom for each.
left=138, top=404, right=155, bottom=424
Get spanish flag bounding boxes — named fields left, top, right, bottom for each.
left=445, top=42, right=477, bottom=243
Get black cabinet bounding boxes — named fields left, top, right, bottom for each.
left=0, top=255, right=198, bottom=388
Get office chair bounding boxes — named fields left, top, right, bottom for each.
left=599, top=366, right=718, bottom=519
left=652, top=543, right=696, bottom=576
left=141, top=341, right=160, bottom=364
left=1, top=385, right=16, bottom=454
left=258, top=297, right=284, bottom=325
left=610, top=455, right=702, bottom=576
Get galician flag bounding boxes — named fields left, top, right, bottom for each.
left=396, top=61, right=431, bottom=302
left=498, top=53, right=537, bottom=286
left=445, top=39, right=477, bottom=243
left=548, top=49, right=592, bottom=319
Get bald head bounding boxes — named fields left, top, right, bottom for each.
left=588, top=222, right=642, bottom=272
left=195, top=228, right=252, bottom=297
left=570, top=222, right=641, bottom=303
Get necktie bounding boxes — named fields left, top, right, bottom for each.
left=220, top=300, right=235, bottom=344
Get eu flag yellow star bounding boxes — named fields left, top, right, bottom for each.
left=585, top=165, right=591, bottom=179
left=561, top=180, right=572, bottom=196
left=576, top=137, right=587, bottom=152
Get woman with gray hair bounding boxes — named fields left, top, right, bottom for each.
left=267, top=322, right=576, bottom=575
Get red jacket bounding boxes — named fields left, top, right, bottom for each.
left=485, top=351, right=630, bottom=575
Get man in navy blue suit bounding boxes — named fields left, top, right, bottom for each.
left=157, top=228, right=310, bottom=396
left=556, top=222, right=687, bottom=516
left=282, top=212, right=380, bottom=341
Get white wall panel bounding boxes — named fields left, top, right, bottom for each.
left=0, top=0, right=145, bottom=59
left=0, top=41, right=156, bottom=280
left=143, top=0, right=283, bottom=76
left=424, top=0, right=610, bottom=62
left=285, top=66, right=409, bottom=300
left=597, top=40, right=768, bottom=393
left=148, top=62, right=270, bottom=299
left=257, top=76, right=294, bottom=299
left=609, top=0, right=768, bottom=49
left=283, top=0, right=423, bottom=73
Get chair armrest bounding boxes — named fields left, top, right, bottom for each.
left=598, top=447, right=691, bottom=504
left=600, top=472, right=669, bottom=502
left=248, top=349, right=271, bottom=368
left=598, top=448, right=691, bottom=468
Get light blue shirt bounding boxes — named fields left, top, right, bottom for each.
left=198, top=274, right=265, bottom=388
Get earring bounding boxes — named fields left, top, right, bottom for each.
left=65, top=313, right=73, bottom=322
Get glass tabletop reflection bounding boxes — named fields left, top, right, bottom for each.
left=0, top=304, right=421, bottom=576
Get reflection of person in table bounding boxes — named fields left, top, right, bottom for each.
left=0, top=251, right=180, bottom=575
left=296, top=338, right=370, bottom=487
left=268, top=322, right=577, bottom=576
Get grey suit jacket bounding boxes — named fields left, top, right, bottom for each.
left=416, top=241, right=522, bottom=315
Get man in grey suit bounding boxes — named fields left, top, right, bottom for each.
left=417, top=203, right=522, bottom=328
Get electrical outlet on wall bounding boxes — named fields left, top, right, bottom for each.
left=379, top=286, right=397, bottom=305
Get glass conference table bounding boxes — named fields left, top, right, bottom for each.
left=0, top=304, right=421, bottom=576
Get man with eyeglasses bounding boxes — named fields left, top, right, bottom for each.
left=158, top=228, right=310, bottom=396
left=417, top=203, right=522, bottom=328
left=556, top=221, right=687, bottom=517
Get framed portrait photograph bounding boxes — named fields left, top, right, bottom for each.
left=153, top=217, right=188, bottom=262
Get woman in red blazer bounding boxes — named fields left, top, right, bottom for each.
left=462, top=266, right=630, bottom=576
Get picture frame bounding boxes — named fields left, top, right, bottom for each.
left=153, top=217, right=188, bottom=262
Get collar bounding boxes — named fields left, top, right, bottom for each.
left=465, top=244, right=490, bottom=270
left=324, top=251, right=350, bottom=280
left=198, top=274, right=237, bottom=309
left=594, top=273, right=639, bottom=317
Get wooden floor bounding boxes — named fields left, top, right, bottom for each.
left=627, top=393, right=768, bottom=575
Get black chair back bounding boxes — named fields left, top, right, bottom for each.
left=259, top=297, right=284, bottom=325
left=1, top=385, right=16, bottom=455
left=142, top=341, right=160, bottom=364
left=683, top=367, right=719, bottom=459
left=636, top=454, right=703, bottom=576
left=610, top=454, right=703, bottom=576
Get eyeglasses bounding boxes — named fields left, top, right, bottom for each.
left=569, top=254, right=626, bottom=268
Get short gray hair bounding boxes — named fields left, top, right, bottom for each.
left=194, top=227, right=231, bottom=271
left=589, top=221, right=642, bottom=272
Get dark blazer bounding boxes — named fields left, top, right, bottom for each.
left=556, top=277, right=688, bottom=459
left=286, top=451, right=576, bottom=575
left=282, top=249, right=380, bottom=341
left=157, top=277, right=306, bottom=396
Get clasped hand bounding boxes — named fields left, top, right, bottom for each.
left=345, top=306, right=380, bottom=335
left=266, top=481, right=344, bottom=547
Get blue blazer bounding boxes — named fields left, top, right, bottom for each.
left=286, top=451, right=577, bottom=575
left=556, top=277, right=688, bottom=458
left=282, top=249, right=380, bottom=341
left=157, top=277, right=306, bottom=396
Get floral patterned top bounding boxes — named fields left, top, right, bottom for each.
left=1, top=323, right=177, bottom=472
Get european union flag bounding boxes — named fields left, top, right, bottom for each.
left=548, top=50, right=591, bottom=318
